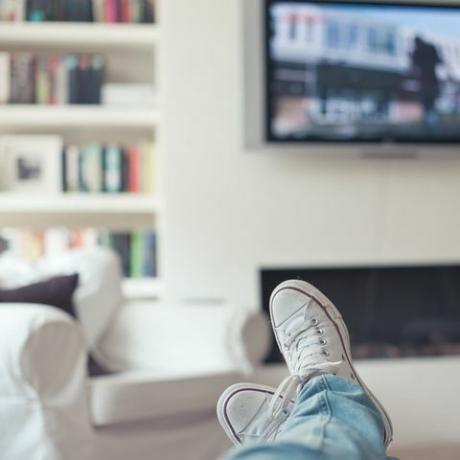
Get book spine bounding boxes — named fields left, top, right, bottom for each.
left=121, top=0, right=130, bottom=23
left=104, top=145, right=122, bottom=193
left=28, top=0, right=47, bottom=21
left=88, top=55, right=104, bottom=104
left=128, top=145, right=140, bottom=192
left=143, top=0, right=154, bottom=23
left=36, top=56, right=49, bottom=105
left=11, top=53, right=35, bottom=104
left=121, top=147, right=130, bottom=192
left=93, top=0, right=105, bottom=23
left=110, top=232, right=131, bottom=276
left=14, top=0, right=26, bottom=21
left=77, top=55, right=90, bottom=104
left=114, top=0, right=122, bottom=22
left=55, top=57, right=68, bottom=105
left=131, top=0, right=140, bottom=23
left=142, top=231, right=157, bottom=277
left=66, top=55, right=79, bottom=104
left=0, top=52, right=10, bottom=104
left=47, top=56, right=58, bottom=105
left=130, top=231, right=142, bottom=278
left=64, top=145, right=80, bottom=192
left=141, top=143, right=155, bottom=194
left=106, top=0, right=116, bottom=23
left=83, top=144, right=103, bottom=192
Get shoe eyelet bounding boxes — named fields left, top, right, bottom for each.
left=319, top=338, right=327, bottom=346
left=322, top=349, right=330, bottom=357
left=311, top=318, right=319, bottom=326
left=316, top=328, right=324, bottom=335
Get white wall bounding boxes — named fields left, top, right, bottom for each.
left=162, top=0, right=460, bottom=308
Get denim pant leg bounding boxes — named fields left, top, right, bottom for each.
left=223, top=375, right=394, bottom=460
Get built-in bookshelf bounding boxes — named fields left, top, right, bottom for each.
left=0, top=1, right=163, bottom=299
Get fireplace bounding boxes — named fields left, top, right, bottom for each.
left=260, top=265, right=460, bottom=363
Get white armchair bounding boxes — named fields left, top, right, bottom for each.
left=0, top=248, right=270, bottom=460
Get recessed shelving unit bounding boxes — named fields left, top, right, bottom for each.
left=0, top=17, right=163, bottom=300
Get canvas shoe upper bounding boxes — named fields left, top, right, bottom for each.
left=270, top=279, right=393, bottom=447
left=217, top=383, right=293, bottom=446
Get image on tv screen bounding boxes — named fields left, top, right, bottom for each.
left=266, top=1, right=460, bottom=143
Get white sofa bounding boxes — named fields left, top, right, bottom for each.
left=0, top=249, right=269, bottom=460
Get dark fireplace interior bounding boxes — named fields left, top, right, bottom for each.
left=260, top=265, right=460, bottom=363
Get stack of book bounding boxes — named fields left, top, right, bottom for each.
left=0, top=52, right=105, bottom=105
left=0, top=227, right=157, bottom=278
left=0, top=0, right=156, bottom=23
left=63, top=142, right=155, bottom=194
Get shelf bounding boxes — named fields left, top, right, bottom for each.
left=0, top=194, right=159, bottom=214
left=123, top=278, right=163, bottom=299
left=0, top=106, right=160, bottom=128
left=0, top=22, right=159, bottom=48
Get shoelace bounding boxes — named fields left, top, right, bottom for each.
left=283, top=318, right=333, bottom=373
left=260, top=362, right=342, bottom=440
left=259, top=318, right=344, bottom=440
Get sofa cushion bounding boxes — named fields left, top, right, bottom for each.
left=0, top=274, right=79, bottom=317
left=90, top=370, right=243, bottom=427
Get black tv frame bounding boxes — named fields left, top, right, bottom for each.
left=264, top=0, right=460, bottom=145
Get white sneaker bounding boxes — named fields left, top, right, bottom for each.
left=216, top=383, right=294, bottom=446
left=270, top=279, right=393, bottom=447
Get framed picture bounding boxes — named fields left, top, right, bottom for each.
left=0, top=136, right=63, bottom=194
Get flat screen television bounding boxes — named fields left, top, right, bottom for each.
left=265, top=0, right=460, bottom=146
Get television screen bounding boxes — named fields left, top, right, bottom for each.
left=266, top=1, right=460, bottom=143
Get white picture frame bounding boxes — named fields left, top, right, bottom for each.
left=0, top=135, right=63, bottom=194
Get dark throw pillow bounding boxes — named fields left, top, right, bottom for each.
left=0, top=272, right=114, bottom=377
left=0, top=273, right=79, bottom=317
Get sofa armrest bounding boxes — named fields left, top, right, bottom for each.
left=95, top=303, right=270, bottom=375
left=0, top=304, right=93, bottom=459
left=0, top=303, right=87, bottom=399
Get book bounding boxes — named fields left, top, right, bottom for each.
left=87, top=55, right=104, bottom=104
left=0, top=0, right=24, bottom=21
left=10, top=53, right=35, bottom=104
left=80, top=144, right=102, bottom=192
left=142, top=231, right=157, bottom=277
left=47, top=56, right=58, bottom=104
left=1, top=227, right=158, bottom=279
left=0, top=52, right=10, bottom=104
left=141, top=143, right=155, bottom=194
left=64, top=141, right=155, bottom=194
left=35, top=56, right=50, bottom=104
left=63, top=145, right=80, bottom=192
left=110, top=232, right=131, bottom=276
left=66, top=55, right=79, bottom=104
left=3, top=52, right=105, bottom=105
left=103, top=145, right=123, bottom=193
left=5, top=0, right=155, bottom=23
left=77, top=55, right=91, bottom=104
left=55, top=58, right=69, bottom=105
left=129, top=230, right=143, bottom=277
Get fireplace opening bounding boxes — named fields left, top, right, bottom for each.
left=260, top=265, right=460, bottom=363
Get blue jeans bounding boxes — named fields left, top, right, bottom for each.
left=224, top=375, right=396, bottom=460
